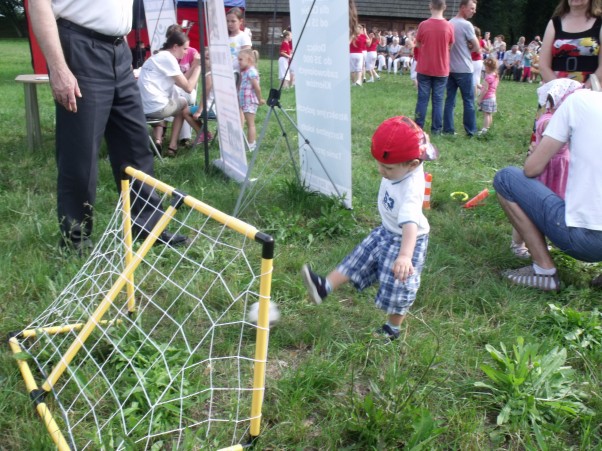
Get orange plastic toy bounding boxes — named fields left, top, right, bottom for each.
left=462, top=188, right=491, bottom=208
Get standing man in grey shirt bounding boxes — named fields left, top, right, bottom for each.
left=29, top=0, right=186, bottom=253
left=443, top=0, right=480, bottom=137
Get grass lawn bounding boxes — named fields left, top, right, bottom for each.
left=0, top=38, right=600, bottom=449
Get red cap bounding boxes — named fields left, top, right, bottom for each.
left=371, top=116, right=422, bottom=164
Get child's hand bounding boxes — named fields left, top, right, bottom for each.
left=393, top=255, right=414, bottom=282
left=259, top=99, right=266, bottom=106
left=527, top=141, right=535, bottom=156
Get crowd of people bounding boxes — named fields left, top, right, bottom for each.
left=349, top=27, right=418, bottom=86
left=348, top=0, right=600, bottom=140
left=349, top=0, right=550, bottom=137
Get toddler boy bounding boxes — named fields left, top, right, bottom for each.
left=301, top=116, right=433, bottom=340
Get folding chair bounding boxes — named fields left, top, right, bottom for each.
left=145, top=117, right=164, bottom=161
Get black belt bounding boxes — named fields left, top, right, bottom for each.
left=57, top=18, right=124, bottom=46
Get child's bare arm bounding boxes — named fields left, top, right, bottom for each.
left=528, top=119, right=550, bottom=155
left=477, top=79, right=489, bottom=104
left=525, top=135, right=565, bottom=177
left=251, top=78, right=265, bottom=105
left=393, top=222, right=418, bottom=282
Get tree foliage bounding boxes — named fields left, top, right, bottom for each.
left=0, top=0, right=26, bottom=38
left=474, top=0, right=559, bottom=44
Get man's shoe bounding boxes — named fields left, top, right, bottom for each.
left=300, top=264, right=328, bottom=304
left=135, top=228, right=190, bottom=248
left=157, top=231, right=190, bottom=247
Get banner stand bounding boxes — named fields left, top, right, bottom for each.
left=197, top=0, right=211, bottom=172
left=233, top=0, right=345, bottom=217
left=233, top=86, right=343, bottom=216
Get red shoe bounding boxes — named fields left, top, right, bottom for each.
left=194, top=132, right=206, bottom=146
left=194, top=131, right=213, bottom=145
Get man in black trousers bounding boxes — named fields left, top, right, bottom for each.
left=29, top=0, right=186, bottom=253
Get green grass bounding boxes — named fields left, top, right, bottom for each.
left=1, top=38, right=601, bottom=449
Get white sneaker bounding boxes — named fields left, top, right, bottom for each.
left=510, top=241, right=531, bottom=259
left=367, top=78, right=375, bottom=83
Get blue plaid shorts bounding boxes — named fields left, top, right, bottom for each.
left=337, top=225, right=429, bottom=315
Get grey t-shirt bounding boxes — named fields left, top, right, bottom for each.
left=449, top=17, right=475, bottom=73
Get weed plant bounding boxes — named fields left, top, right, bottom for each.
left=1, top=39, right=601, bottom=448
left=475, top=337, right=591, bottom=448
left=539, top=304, right=602, bottom=353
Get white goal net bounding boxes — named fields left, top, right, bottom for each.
left=8, top=167, right=275, bottom=450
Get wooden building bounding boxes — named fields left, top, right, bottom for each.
left=244, top=0, right=459, bottom=54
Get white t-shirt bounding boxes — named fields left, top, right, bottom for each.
left=229, top=32, right=252, bottom=72
left=544, top=90, right=602, bottom=230
left=378, top=165, right=430, bottom=236
left=52, top=0, right=132, bottom=36
left=138, top=51, right=182, bottom=115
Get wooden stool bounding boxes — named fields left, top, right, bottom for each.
left=15, top=74, right=50, bottom=151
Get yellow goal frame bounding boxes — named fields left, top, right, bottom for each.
left=8, top=166, right=275, bottom=450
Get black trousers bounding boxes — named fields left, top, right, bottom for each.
left=512, top=66, right=523, bottom=81
left=56, top=24, right=163, bottom=242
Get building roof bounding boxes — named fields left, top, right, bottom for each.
left=246, top=1, right=458, bottom=19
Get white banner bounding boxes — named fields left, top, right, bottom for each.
left=290, top=0, right=352, bottom=208
left=206, top=0, right=248, bottom=182
left=143, top=0, right=177, bottom=53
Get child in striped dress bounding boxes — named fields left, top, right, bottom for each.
left=238, top=49, right=265, bottom=151
left=476, top=57, right=499, bottom=135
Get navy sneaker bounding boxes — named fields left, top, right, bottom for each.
left=300, top=264, right=328, bottom=304
left=379, top=324, right=401, bottom=341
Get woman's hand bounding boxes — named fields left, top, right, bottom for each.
left=193, top=52, right=201, bottom=64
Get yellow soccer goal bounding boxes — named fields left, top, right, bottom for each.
left=8, top=166, right=275, bottom=450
